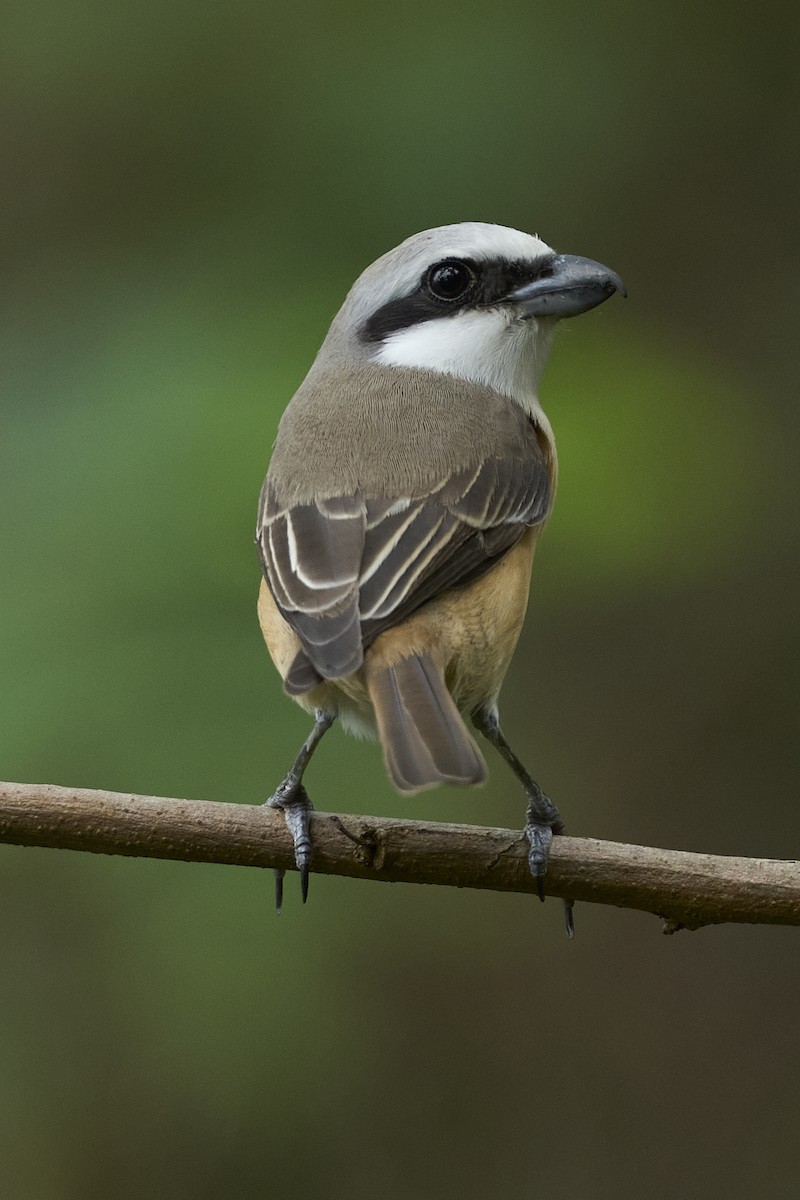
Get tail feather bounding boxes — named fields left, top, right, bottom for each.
left=368, top=653, right=486, bottom=792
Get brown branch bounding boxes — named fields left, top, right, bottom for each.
left=0, top=780, right=797, bottom=931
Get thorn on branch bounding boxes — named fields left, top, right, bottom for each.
left=329, top=814, right=380, bottom=868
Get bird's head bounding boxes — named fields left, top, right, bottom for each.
left=316, top=222, right=625, bottom=413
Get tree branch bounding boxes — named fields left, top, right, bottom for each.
left=0, top=781, right=797, bottom=931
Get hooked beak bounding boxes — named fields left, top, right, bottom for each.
left=507, top=253, right=626, bottom=319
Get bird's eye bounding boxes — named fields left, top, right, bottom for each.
left=426, top=259, right=475, bottom=302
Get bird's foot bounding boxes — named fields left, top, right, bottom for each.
left=524, top=817, right=554, bottom=895
left=524, top=787, right=574, bottom=936
left=266, top=779, right=314, bottom=911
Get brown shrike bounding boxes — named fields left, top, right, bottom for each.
left=255, top=223, right=624, bottom=917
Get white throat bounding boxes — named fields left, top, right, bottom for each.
left=372, top=309, right=555, bottom=421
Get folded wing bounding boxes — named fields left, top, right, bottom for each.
left=257, top=448, right=551, bottom=694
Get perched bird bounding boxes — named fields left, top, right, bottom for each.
left=256, top=222, right=624, bottom=915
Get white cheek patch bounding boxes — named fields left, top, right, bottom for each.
left=373, top=309, right=550, bottom=411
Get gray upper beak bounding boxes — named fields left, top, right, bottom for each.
left=507, top=253, right=626, bottom=319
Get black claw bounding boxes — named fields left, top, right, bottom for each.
left=267, top=782, right=314, bottom=907
left=264, top=712, right=334, bottom=911
left=274, top=868, right=284, bottom=915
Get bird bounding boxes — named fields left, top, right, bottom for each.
left=255, top=222, right=624, bottom=917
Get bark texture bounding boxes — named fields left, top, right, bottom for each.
left=1, top=781, right=798, bottom=930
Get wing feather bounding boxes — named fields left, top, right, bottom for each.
left=360, top=507, right=452, bottom=620
left=259, top=486, right=365, bottom=679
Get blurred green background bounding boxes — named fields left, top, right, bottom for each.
left=2, top=2, right=798, bottom=1197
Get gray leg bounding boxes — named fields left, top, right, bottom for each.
left=472, top=705, right=574, bottom=936
left=266, top=709, right=335, bottom=910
